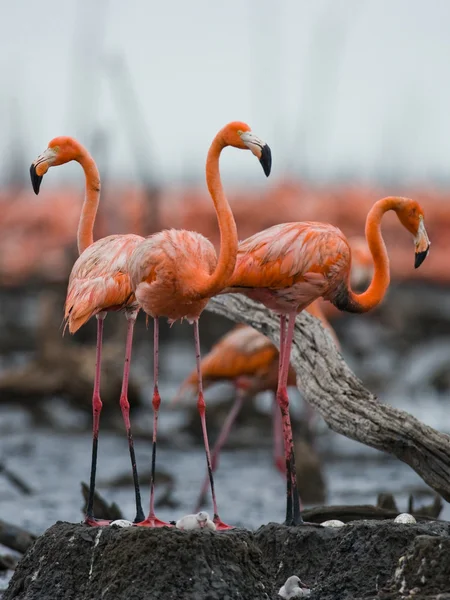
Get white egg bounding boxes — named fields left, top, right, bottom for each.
left=320, top=519, right=345, bottom=528
left=110, top=519, right=133, bottom=528
left=394, top=513, right=416, bottom=524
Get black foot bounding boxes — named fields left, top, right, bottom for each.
left=133, top=508, right=146, bottom=523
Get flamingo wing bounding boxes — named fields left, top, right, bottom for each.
left=173, top=325, right=278, bottom=402
left=65, top=234, right=144, bottom=333
left=224, top=223, right=351, bottom=312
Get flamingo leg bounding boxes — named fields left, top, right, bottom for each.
left=193, top=319, right=233, bottom=530
left=194, top=387, right=245, bottom=512
left=278, top=314, right=287, bottom=382
left=277, top=312, right=303, bottom=526
left=119, top=313, right=145, bottom=523
left=137, top=318, right=171, bottom=527
left=85, top=314, right=111, bottom=526
left=272, top=392, right=285, bottom=475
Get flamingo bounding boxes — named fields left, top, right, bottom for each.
left=222, top=196, right=430, bottom=525
left=127, top=121, right=271, bottom=530
left=172, top=236, right=372, bottom=510
left=30, top=138, right=146, bottom=526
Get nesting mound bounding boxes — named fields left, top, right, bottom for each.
left=4, top=520, right=450, bottom=600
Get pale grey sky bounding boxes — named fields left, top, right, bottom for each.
left=2, top=0, right=450, bottom=185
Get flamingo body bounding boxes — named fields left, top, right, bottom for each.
left=65, top=233, right=144, bottom=332
left=227, top=222, right=351, bottom=313
left=129, top=229, right=217, bottom=324
left=178, top=324, right=296, bottom=396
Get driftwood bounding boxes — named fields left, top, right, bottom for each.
left=0, top=291, right=141, bottom=417
left=302, top=503, right=440, bottom=523
left=80, top=482, right=123, bottom=521
left=0, top=461, right=33, bottom=495
left=0, top=520, right=36, bottom=554
left=206, top=295, right=450, bottom=502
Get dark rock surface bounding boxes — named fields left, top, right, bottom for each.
left=4, top=519, right=450, bottom=600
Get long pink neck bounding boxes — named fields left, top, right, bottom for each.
left=76, top=150, right=101, bottom=255
left=336, top=197, right=398, bottom=313
left=194, top=134, right=238, bottom=297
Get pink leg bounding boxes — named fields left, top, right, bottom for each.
left=194, top=319, right=233, bottom=530
left=194, top=387, right=245, bottom=512
left=85, top=314, right=111, bottom=526
left=277, top=313, right=303, bottom=526
left=137, top=318, right=171, bottom=527
left=278, top=314, right=287, bottom=382
left=119, top=313, right=145, bottom=523
left=272, top=392, right=285, bottom=476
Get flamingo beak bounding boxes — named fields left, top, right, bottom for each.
left=29, top=164, right=43, bottom=195
left=30, top=147, right=57, bottom=194
left=240, top=131, right=272, bottom=177
left=259, top=144, right=272, bottom=177
left=198, top=520, right=206, bottom=528
left=414, top=218, right=430, bottom=269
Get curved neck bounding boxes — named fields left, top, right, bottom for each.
left=195, top=135, right=238, bottom=297
left=76, top=150, right=101, bottom=255
left=340, top=197, right=398, bottom=313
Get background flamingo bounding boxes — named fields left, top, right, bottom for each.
left=127, top=121, right=271, bottom=530
left=173, top=236, right=372, bottom=511
left=222, top=196, right=430, bottom=525
left=30, top=138, right=145, bottom=526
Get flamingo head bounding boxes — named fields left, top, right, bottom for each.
left=221, top=121, right=272, bottom=177
left=196, top=511, right=210, bottom=528
left=29, top=136, right=84, bottom=194
left=395, top=198, right=430, bottom=268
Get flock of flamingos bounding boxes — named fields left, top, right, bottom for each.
left=28, top=120, right=430, bottom=530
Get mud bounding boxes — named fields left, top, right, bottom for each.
left=5, top=519, right=450, bottom=600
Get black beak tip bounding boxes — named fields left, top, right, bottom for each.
left=29, top=163, right=43, bottom=195
left=259, top=144, right=272, bottom=177
left=415, top=248, right=429, bottom=269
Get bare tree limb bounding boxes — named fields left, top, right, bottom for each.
left=206, top=295, right=450, bottom=502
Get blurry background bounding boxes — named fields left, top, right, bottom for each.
left=0, top=0, right=449, bottom=542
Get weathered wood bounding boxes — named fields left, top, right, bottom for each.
left=0, top=520, right=36, bottom=554
left=301, top=504, right=439, bottom=523
left=206, top=295, right=450, bottom=501
left=80, top=482, right=123, bottom=522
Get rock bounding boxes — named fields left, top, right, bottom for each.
left=4, top=519, right=450, bottom=600
left=311, top=520, right=450, bottom=600
left=379, top=535, right=450, bottom=598
left=4, top=522, right=271, bottom=600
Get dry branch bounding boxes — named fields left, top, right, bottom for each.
left=0, top=520, right=36, bottom=554
left=206, top=295, right=450, bottom=502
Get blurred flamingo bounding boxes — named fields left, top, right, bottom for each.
left=173, top=237, right=372, bottom=511
left=30, top=138, right=145, bottom=526
left=222, top=196, right=430, bottom=525
left=127, top=121, right=271, bottom=530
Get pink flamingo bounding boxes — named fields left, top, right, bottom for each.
left=223, top=196, right=430, bottom=525
left=30, top=138, right=145, bottom=525
left=127, top=121, right=271, bottom=529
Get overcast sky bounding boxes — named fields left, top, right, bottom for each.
left=2, top=0, right=450, bottom=186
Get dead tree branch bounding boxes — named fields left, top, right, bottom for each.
left=206, top=295, right=450, bottom=502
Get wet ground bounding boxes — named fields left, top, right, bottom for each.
left=1, top=285, right=450, bottom=596
left=0, top=385, right=448, bottom=536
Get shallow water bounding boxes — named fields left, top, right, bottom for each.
left=0, top=326, right=449, bottom=537
left=0, top=397, right=448, bottom=536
